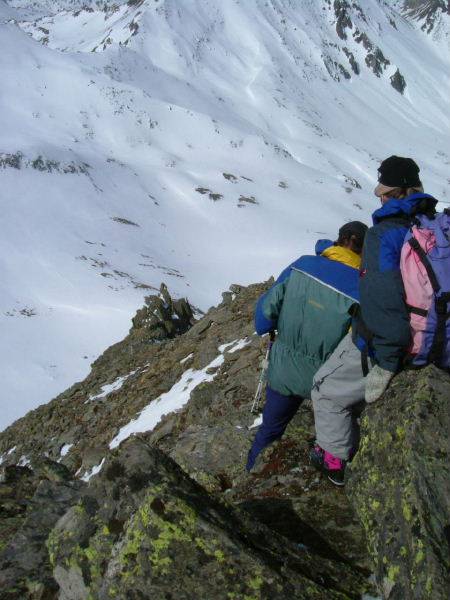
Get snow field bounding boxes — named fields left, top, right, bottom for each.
left=1, top=0, right=449, bottom=429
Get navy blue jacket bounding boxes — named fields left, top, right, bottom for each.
left=357, top=193, right=437, bottom=372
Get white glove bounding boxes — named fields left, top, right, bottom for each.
left=365, top=365, right=394, bottom=403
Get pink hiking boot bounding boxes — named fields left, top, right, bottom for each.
left=309, top=445, right=346, bottom=486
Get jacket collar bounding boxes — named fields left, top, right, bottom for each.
left=372, top=193, right=437, bottom=225
left=321, top=245, right=361, bottom=269
left=315, top=239, right=334, bottom=255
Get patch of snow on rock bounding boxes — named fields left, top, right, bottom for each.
left=59, top=443, right=74, bottom=457
left=109, top=354, right=225, bottom=449
left=80, top=457, right=105, bottom=482
left=88, top=370, right=137, bottom=401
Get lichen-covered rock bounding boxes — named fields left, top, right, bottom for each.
left=0, top=281, right=376, bottom=598
left=347, top=365, right=450, bottom=599
left=49, top=437, right=371, bottom=600
left=0, top=460, right=85, bottom=599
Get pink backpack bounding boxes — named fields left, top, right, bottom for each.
left=400, top=210, right=450, bottom=368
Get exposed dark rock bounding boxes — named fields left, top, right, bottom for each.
left=0, top=152, right=89, bottom=175
left=347, top=366, right=450, bottom=599
left=238, top=195, right=258, bottom=205
left=354, top=30, right=373, bottom=51
left=333, top=0, right=353, bottom=40
left=390, top=68, right=407, bottom=94
left=365, top=48, right=390, bottom=78
left=10, top=285, right=450, bottom=597
left=195, top=187, right=223, bottom=201
left=48, top=437, right=371, bottom=599
left=223, top=172, right=238, bottom=182
left=343, top=47, right=360, bottom=74
left=0, top=152, right=23, bottom=169
left=0, top=282, right=376, bottom=598
left=111, top=216, right=140, bottom=227
left=323, top=54, right=351, bottom=81
left=401, top=1, right=447, bottom=33
left=131, top=283, right=195, bottom=340
left=0, top=460, right=85, bottom=599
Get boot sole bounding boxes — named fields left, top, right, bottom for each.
left=327, top=473, right=345, bottom=487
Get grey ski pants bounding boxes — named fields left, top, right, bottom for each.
left=311, top=332, right=371, bottom=460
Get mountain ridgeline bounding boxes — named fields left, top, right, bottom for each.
left=1, top=0, right=450, bottom=429
left=0, top=283, right=449, bottom=599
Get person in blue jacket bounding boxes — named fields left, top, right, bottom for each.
left=246, top=221, right=368, bottom=471
left=311, top=156, right=438, bottom=485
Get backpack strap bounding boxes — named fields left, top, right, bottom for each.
left=350, top=305, right=374, bottom=376
left=406, top=304, right=428, bottom=317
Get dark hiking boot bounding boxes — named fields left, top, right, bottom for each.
left=325, top=466, right=345, bottom=486
left=324, top=451, right=346, bottom=487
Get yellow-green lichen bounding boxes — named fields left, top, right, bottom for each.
left=387, top=565, right=400, bottom=582
left=368, top=470, right=379, bottom=484
left=117, top=489, right=198, bottom=577
left=402, top=499, right=412, bottom=522
left=415, top=549, right=425, bottom=565
left=214, top=549, right=226, bottom=563
left=370, top=499, right=381, bottom=511
left=74, top=501, right=86, bottom=516
left=414, top=538, right=425, bottom=565
left=248, top=574, right=264, bottom=591
left=46, top=527, right=72, bottom=568
left=395, top=426, right=406, bottom=440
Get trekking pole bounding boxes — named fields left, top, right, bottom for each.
left=250, top=331, right=275, bottom=414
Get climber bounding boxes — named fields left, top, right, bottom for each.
left=246, top=221, right=368, bottom=471
left=310, top=156, right=438, bottom=486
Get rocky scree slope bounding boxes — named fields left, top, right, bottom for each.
left=0, top=282, right=375, bottom=598
left=0, top=282, right=449, bottom=598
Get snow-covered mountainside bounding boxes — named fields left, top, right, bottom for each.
left=1, top=0, right=449, bottom=429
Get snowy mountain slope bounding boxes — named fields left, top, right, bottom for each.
left=1, top=0, right=450, bottom=429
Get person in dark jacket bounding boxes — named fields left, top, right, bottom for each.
left=246, top=221, right=368, bottom=471
left=310, top=156, right=438, bottom=485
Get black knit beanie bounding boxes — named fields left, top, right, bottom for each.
left=377, top=155, right=421, bottom=188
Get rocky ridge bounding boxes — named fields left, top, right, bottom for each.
left=0, top=282, right=374, bottom=598
left=0, top=281, right=449, bottom=599
left=347, top=364, right=450, bottom=599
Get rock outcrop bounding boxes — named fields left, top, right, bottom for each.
left=46, top=437, right=369, bottom=600
left=131, top=283, right=196, bottom=341
left=0, top=282, right=375, bottom=599
left=347, top=365, right=450, bottom=600
left=1, top=281, right=449, bottom=598
left=0, top=460, right=85, bottom=599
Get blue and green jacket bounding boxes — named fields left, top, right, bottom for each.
left=255, top=241, right=361, bottom=397
left=356, top=192, right=437, bottom=372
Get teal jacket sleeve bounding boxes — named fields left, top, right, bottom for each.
left=255, top=278, right=288, bottom=334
